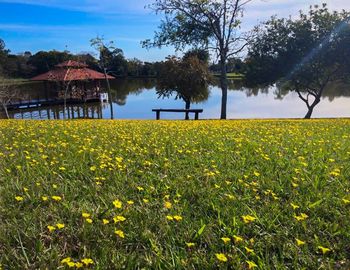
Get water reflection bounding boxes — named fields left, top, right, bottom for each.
left=110, top=79, right=156, bottom=106
left=2, top=78, right=350, bottom=120
left=10, top=103, right=105, bottom=120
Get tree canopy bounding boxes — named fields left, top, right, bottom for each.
left=156, top=53, right=211, bottom=119
left=245, top=4, right=350, bottom=118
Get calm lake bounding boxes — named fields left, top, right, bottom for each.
left=2, top=79, right=350, bottom=119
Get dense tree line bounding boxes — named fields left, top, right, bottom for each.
left=0, top=36, right=246, bottom=80
left=0, top=39, right=164, bottom=79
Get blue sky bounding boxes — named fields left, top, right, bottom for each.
left=0, top=0, right=348, bottom=62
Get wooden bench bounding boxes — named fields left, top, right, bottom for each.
left=152, top=109, right=203, bottom=120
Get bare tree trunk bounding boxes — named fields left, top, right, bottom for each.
left=304, top=97, right=321, bottom=119
left=220, top=56, right=228, bottom=120
left=103, top=68, right=114, bottom=120
left=185, top=99, right=191, bottom=120
left=2, top=103, right=9, bottom=119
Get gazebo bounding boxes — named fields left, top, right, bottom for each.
left=31, top=60, right=115, bottom=102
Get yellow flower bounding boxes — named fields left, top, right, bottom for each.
left=242, top=215, right=256, bottom=224
left=253, top=171, right=260, bottom=177
left=143, top=198, right=149, bottom=203
left=15, top=196, right=24, bottom=202
left=330, top=169, right=340, bottom=177
left=115, top=230, right=125, bottom=238
left=82, top=213, right=91, bottom=218
left=56, top=223, right=65, bottom=229
left=113, top=215, right=126, bottom=223
left=166, top=215, right=174, bottom=221
left=186, top=242, right=195, bottom=247
left=67, top=261, right=75, bottom=268
left=164, top=201, right=172, bottom=209
left=290, top=203, right=299, bottom=210
left=318, top=246, right=331, bottom=254
left=215, top=253, right=228, bottom=262
left=233, top=235, right=243, bottom=243
left=221, top=237, right=231, bottom=244
left=245, top=247, right=254, bottom=254
left=127, top=200, right=134, bottom=205
left=81, top=258, right=94, bottom=266
left=90, top=166, right=96, bottom=171
left=85, top=218, right=93, bottom=224
left=295, top=238, right=306, bottom=246
left=246, top=261, right=258, bottom=269
left=75, top=262, right=83, bottom=268
left=342, top=198, right=350, bottom=204
left=102, top=219, right=110, bottom=225
left=42, top=196, right=48, bottom=201
left=292, top=182, right=299, bottom=188
left=23, top=187, right=29, bottom=192
left=294, top=213, right=308, bottom=221
left=225, top=194, right=235, bottom=200
left=61, top=257, right=72, bottom=264
left=51, top=196, right=62, bottom=201
left=173, top=215, right=183, bottom=221
left=113, top=199, right=122, bottom=209
left=47, top=225, right=56, bottom=232
left=137, top=186, right=144, bottom=191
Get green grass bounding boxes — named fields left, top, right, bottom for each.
left=0, top=119, right=350, bottom=269
left=226, top=73, right=244, bottom=79
left=1, top=78, right=33, bottom=86
left=213, top=73, right=245, bottom=79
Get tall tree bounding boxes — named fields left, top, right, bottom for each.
left=157, top=54, right=211, bottom=119
left=144, top=0, right=252, bottom=119
left=246, top=4, right=350, bottom=119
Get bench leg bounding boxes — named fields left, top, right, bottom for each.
left=185, top=111, right=189, bottom=120
left=195, top=112, right=199, bottom=120
left=156, top=111, right=160, bottom=120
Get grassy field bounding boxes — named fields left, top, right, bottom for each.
left=213, top=73, right=244, bottom=80
left=226, top=73, right=244, bottom=79
left=0, top=119, right=349, bottom=269
left=0, top=78, right=33, bottom=86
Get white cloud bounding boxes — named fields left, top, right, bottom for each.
left=245, top=0, right=350, bottom=22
